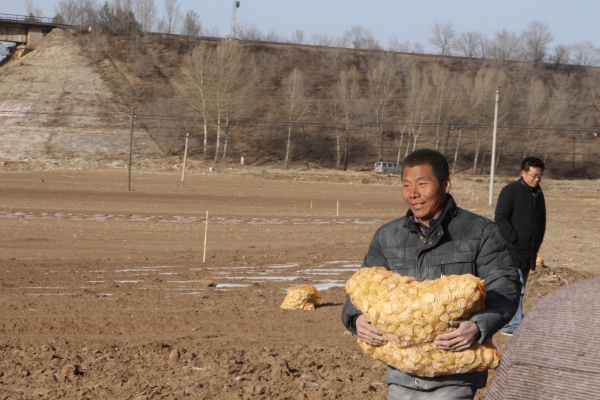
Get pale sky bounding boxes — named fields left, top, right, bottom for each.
left=3, top=0, right=600, bottom=52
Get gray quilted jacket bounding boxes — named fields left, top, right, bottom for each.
left=341, top=195, right=520, bottom=390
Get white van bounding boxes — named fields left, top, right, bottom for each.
left=374, top=161, right=401, bottom=174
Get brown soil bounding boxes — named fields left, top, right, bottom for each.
left=0, top=167, right=597, bottom=399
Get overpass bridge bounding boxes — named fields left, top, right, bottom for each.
left=0, top=13, right=65, bottom=59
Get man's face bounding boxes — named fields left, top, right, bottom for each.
left=401, top=164, right=451, bottom=226
left=520, top=166, right=543, bottom=187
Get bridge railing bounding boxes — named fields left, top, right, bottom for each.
left=0, top=13, right=56, bottom=25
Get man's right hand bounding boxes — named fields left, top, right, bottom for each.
left=356, top=315, right=388, bottom=346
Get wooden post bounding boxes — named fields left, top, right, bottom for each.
left=572, top=136, right=576, bottom=178
left=488, top=89, right=500, bottom=206
left=336, top=200, right=339, bottom=216
left=128, top=107, right=134, bottom=192
left=303, top=124, right=309, bottom=169
left=181, top=132, right=189, bottom=188
left=203, top=211, right=209, bottom=263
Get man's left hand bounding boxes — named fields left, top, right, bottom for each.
left=434, top=320, right=478, bottom=351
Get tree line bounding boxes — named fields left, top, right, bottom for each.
left=22, top=0, right=600, bottom=67
left=165, top=40, right=600, bottom=173
left=21, top=0, right=600, bottom=176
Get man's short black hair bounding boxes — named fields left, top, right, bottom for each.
left=402, top=149, right=450, bottom=183
left=521, top=156, right=545, bottom=172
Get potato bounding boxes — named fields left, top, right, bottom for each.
left=346, top=267, right=500, bottom=377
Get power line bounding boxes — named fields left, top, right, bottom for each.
left=5, top=110, right=600, bottom=132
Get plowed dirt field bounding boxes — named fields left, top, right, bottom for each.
left=1, top=167, right=597, bottom=399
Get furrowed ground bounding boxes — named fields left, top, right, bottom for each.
left=0, top=166, right=597, bottom=399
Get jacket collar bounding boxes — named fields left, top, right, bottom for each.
left=404, top=194, right=458, bottom=231
left=518, top=177, right=542, bottom=194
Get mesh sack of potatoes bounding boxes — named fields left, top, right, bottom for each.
left=281, top=285, right=323, bottom=310
left=346, top=267, right=500, bottom=377
left=536, top=256, right=544, bottom=268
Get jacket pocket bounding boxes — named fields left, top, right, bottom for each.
left=391, top=262, right=417, bottom=278
left=430, top=252, right=476, bottom=276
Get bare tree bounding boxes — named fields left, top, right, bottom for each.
left=290, top=30, right=305, bottom=44
left=590, top=72, right=600, bottom=110
left=363, top=32, right=383, bottom=50
left=570, top=41, right=600, bottom=66
left=136, top=0, right=156, bottom=32
left=403, top=65, right=433, bottom=154
left=520, top=20, right=554, bottom=64
left=309, top=33, right=334, bottom=47
left=181, top=9, right=201, bottom=37
left=236, top=22, right=263, bottom=41
left=343, top=25, right=380, bottom=50
left=98, top=0, right=140, bottom=33
left=587, top=74, right=600, bottom=143
left=207, top=40, right=254, bottom=163
left=310, top=33, right=348, bottom=48
left=429, top=63, right=455, bottom=150
left=264, top=30, right=284, bottom=43
left=520, top=79, right=549, bottom=157
left=78, top=0, right=98, bottom=26
left=388, top=38, right=411, bottom=53
left=487, top=29, right=521, bottom=61
left=411, top=43, right=426, bottom=54
left=549, top=44, right=571, bottom=67
left=163, top=0, right=180, bottom=34
left=281, top=68, right=309, bottom=168
left=429, top=22, right=455, bottom=56
left=219, top=42, right=257, bottom=162
left=452, top=31, right=485, bottom=58
left=25, top=0, right=44, bottom=19
left=334, top=66, right=360, bottom=170
left=319, top=44, right=350, bottom=81
left=530, top=82, right=570, bottom=158
left=203, top=26, right=219, bottom=37
left=367, top=57, right=399, bottom=160
left=453, top=69, right=507, bottom=174
left=520, top=78, right=568, bottom=158
left=55, top=0, right=80, bottom=24
left=176, top=42, right=214, bottom=163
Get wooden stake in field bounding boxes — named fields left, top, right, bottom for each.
left=336, top=200, right=339, bottom=216
left=310, top=200, right=312, bottom=209
left=203, top=210, right=209, bottom=263
left=181, top=132, right=189, bottom=188
left=128, top=107, right=134, bottom=192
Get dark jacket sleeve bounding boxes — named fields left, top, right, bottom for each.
left=494, top=185, right=518, bottom=244
left=540, top=191, right=547, bottom=243
left=341, top=227, right=390, bottom=334
left=469, top=222, right=521, bottom=341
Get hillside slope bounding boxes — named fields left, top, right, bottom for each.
left=2, top=29, right=600, bottom=178
left=0, top=29, right=162, bottom=162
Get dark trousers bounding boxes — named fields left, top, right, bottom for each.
left=388, top=384, right=476, bottom=400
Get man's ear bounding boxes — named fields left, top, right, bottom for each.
left=443, top=178, right=451, bottom=194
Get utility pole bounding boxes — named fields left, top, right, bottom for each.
left=231, top=1, right=240, bottom=39
left=488, top=89, right=500, bottom=207
left=572, top=136, right=576, bottom=178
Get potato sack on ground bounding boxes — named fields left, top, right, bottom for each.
left=281, top=285, right=323, bottom=310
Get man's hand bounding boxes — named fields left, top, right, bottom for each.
left=434, top=320, right=478, bottom=351
left=356, top=315, right=388, bottom=346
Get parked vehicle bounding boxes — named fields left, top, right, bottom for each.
left=374, top=161, right=401, bottom=174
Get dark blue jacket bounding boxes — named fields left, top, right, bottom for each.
left=341, top=195, right=520, bottom=390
